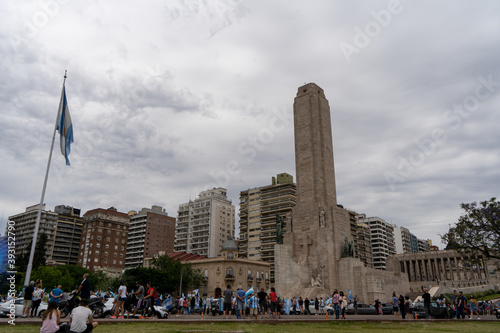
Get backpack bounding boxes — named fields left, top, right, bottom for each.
left=153, top=289, right=159, bottom=300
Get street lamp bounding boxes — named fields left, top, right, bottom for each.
left=320, top=265, right=326, bottom=301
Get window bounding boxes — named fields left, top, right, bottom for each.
left=95, top=250, right=99, bottom=255
left=113, top=260, right=116, bottom=265
left=96, top=243, right=100, bottom=249
left=97, top=236, right=101, bottom=241
left=94, top=258, right=98, bottom=263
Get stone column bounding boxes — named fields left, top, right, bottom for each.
left=440, top=258, right=447, bottom=281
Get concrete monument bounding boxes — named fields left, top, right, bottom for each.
left=274, top=83, right=409, bottom=302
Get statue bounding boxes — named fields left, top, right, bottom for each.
left=276, top=213, right=284, bottom=244
left=319, top=209, right=325, bottom=227
left=341, top=236, right=354, bottom=258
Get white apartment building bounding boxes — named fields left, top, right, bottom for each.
left=393, top=225, right=413, bottom=254
left=358, top=216, right=396, bottom=270
left=174, top=188, right=235, bottom=257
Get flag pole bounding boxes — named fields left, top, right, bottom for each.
left=24, top=71, right=67, bottom=286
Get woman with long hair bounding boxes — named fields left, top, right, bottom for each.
left=40, top=301, right=68, bottom=333
left=31, top=280, right=44, bottom=318
left=111, top=280, right=127, bottom=319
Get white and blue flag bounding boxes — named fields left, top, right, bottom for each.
left=56, top=84, right=73, bottom=165
left=348, top=289, right=353, bottom=301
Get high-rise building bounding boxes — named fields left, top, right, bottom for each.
left=8, top=204, right=85, bottom=266
left=418, top=238, right=431, bottom=252
left=357, top=215, right=396, bottom=270
left=8, top=204, right=58, bottom=261
left=174, top=188, right=235, bottom=257
left=78, top=207, right=129, bottom=276
left=238, top=173, right=296, bottom=283
left=125, top=205, right=176, bottom=269
left=48, top=205, right=83, bottom=265
left=393, top=225, right=413, bottom=254
left=347, top=210, right=373, bottom=268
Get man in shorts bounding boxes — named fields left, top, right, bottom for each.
left=22, top=281, right=35, bottom=318
left=236, top=286, right=245, bottom=319
left=223, top=285, right=232, bottom=319
left=248, top=292, right=259, bottom=320
left=132, top=282, right=145, bottom=318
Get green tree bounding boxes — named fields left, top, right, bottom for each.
left=442, top=197, right=500, bottom=262
left=17, top=233, right=48, bottom=274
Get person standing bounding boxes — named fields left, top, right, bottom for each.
left=249, top=293, right=259, bottom=320
left=22, top=281, right=35, bottom=318
left=257, top=288, right=268, bottom=319
left=49, top=285, right=63, bottom=304
left=69, top=298, right=98, bottom=333
left=392, top=293, right=399, bottom=319
left=422, top=288, right=431, bottom=318
left=269, top=287, right=278, bottom=319
left=451, top=290, right=459, bottom=319
left=236, top=286, right=245, bottom=319
left=340, top=291, right=348, bottom=319
left=298, top=297, right=304, bottom=314
left=132, top=282, right=145, bottom=318
left=332, top=290, right=340, bottom=319
left=469, top=295, right=480, bottom=319
left=77, top=274, right=91, bottom=301
left=314, top=297, right=319, bottom=315
left=456, top=291, right=466, bottom=319
left=111, top=280, right=127, bottom=319
left=31, top=280, right=44, bottom=318
left=304, top=298, right=310, bottom=315
left=143, top=282, right=156, bottom=318
left=292, top=297, right=297, bottom=315
left=223, top=285, right=233, bottom=319
left=398, top=294, right=406, bottom=319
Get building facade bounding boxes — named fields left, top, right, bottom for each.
left=125, top=206, right=176, bottom=269
left=47, top=205, right=83, bottom=265
left=393, top=226, right=413, bottom=254
left=189, top=238, right=271, bottom=298
left=357, top=215, right=396, bottom=270
left=238, top=173, right=296, bottom=283
left=8, top=204, right=58, bottom=260
left=174, top=188, right=235, bottom=257
left=78, top=207, right=129, bottom=276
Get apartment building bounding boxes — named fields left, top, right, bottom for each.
left=47, top=205, right=83, bottom=265
left=393, top=225, right=413, bottom=254
left=78, top=207, right=129, bottom=276
left=125, top=205, right=176, bottom=269
left=174, top=188, right=235, bottom=257
left=238, top=173, right=297, bottom=283
left=357, top=215, right=396, bottom=270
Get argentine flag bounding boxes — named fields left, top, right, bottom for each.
left=56, top=84, right=73, bottom=165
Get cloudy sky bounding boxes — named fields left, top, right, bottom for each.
left=1, top=0, right=499, bottom=249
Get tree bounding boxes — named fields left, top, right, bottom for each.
left=17, top=233, right=48, bottom=274
left=441, top=197, right=500, bottom=262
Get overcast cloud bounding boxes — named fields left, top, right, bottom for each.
left=1, top=0, right=499, bottom=248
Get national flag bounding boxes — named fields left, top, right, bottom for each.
left=56, top=84, right=74, bottom=165
left=348, top=289, right=353, bottom=301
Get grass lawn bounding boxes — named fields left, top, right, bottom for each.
left=3, top=321, right=500, bottom=333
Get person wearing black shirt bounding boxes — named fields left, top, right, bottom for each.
left=304, top=298, right=310, bottom=315
left=257, top=288, right=268, bottom=319
left=77, top=273, right=91, bottom=300
left=422, top=288, right=431, bottom=317
left=22, top=281, right=35, bottom=318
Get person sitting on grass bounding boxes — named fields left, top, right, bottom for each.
left=69, top=298, right=98, bottom=333
left=40, top=301, right=69, bottom=333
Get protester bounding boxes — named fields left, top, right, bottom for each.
left=111, top=280, right=126, bottom=319
left=469, top=295, right=480, bottom=320
left=269, top=287, right=278, bottom=319
left=422, top=288, right=431, bottom=317
left=49, top=285, right=63, bottom=304
left=457, top=291, right=466, bottom=319
left=223, top=285, right=233, bottom=319
left=257, top=288, right=268, bottom=319
left=248, top=292, right=259, bottom=320
left=77, top=274, right=91, bottom=301
left=40, top=301, right=69, bottom=333
left=22, top=281, right=35, bottom=318
left=32, top=280, right=44, bottom=318
left=392, top=293, right=399, bottom=319
left=132, top=282, right=145, bottom=318
left=69, top=298, right=98, bottom=333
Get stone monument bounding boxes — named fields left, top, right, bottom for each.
left=274, top=83, right=409, bottom=302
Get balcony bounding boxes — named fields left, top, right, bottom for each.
left=247, top=275, right=253, bottom=281
left=225, top=274, right=235, bottom=281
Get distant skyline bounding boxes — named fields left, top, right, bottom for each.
left=1, top=1, right=500, bottom=249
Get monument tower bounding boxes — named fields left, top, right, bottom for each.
left=275, top=83, right=408, bottom=300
